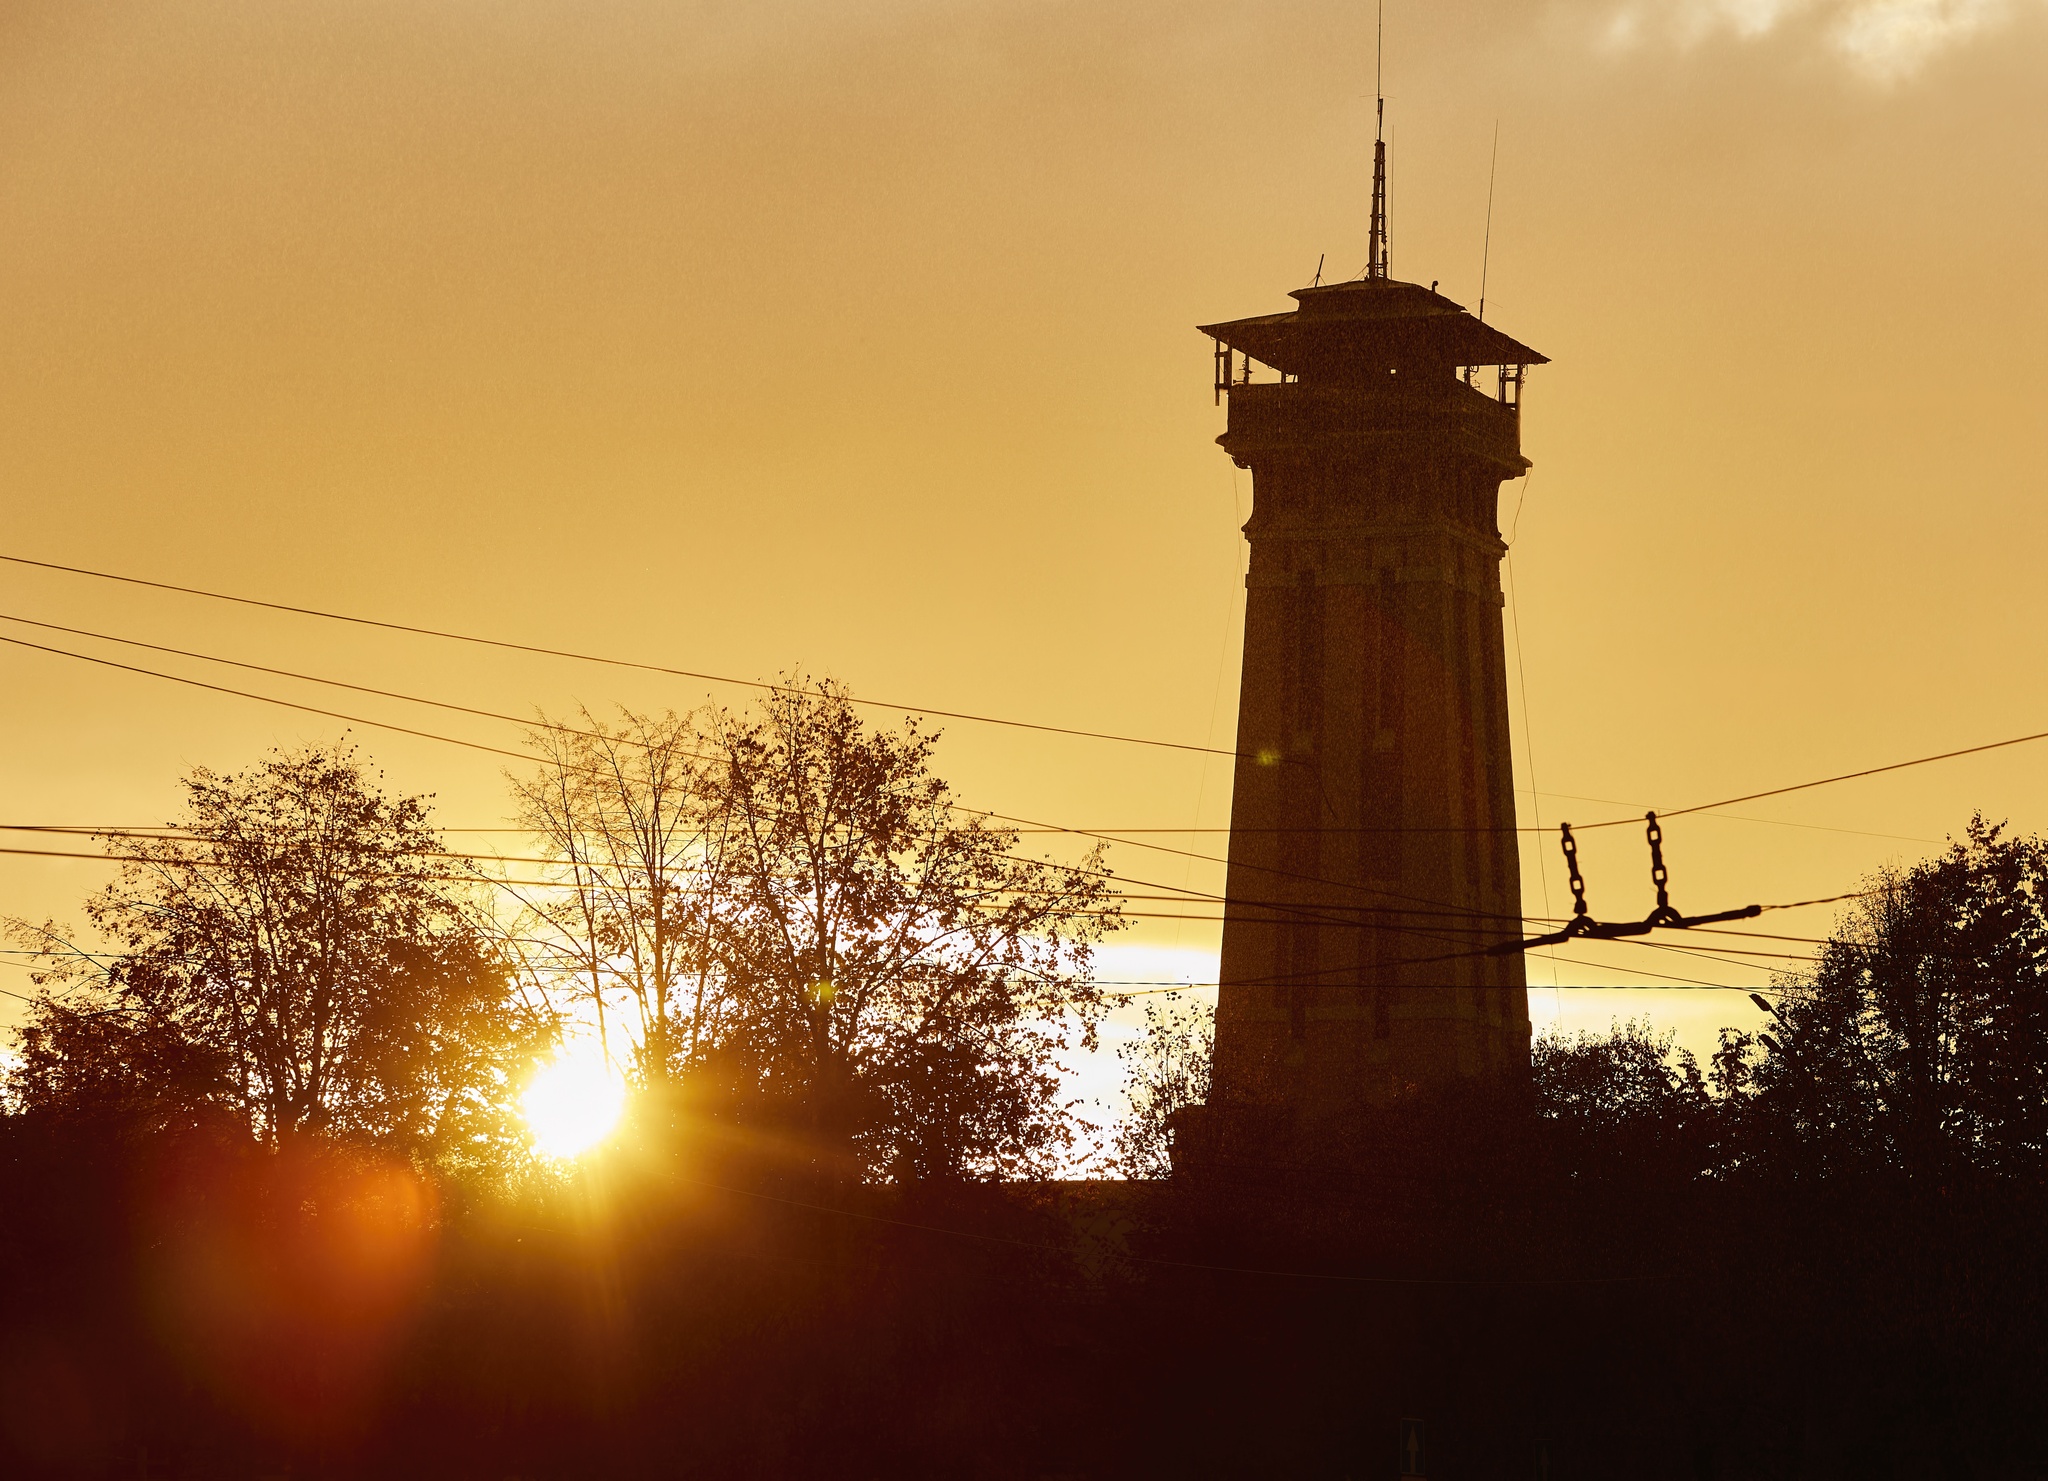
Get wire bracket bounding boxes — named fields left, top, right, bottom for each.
left=1488, top=812, right=1760, bottom=955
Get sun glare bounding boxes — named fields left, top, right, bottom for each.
left=522, top=1048, right=627, bottom=1160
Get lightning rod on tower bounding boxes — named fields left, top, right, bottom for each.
left=1368, top=3, right=1389, bottom=280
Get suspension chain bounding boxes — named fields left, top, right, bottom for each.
left=1645, top=810, right=1671, bottom=913
left=1560, top=822, right=1589, bottom=921
left=1493, top=814, right=1762, bottom=957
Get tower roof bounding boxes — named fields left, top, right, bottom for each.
left=1199, top=277, right=1545, bottom=379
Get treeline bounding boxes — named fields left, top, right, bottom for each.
left=5, top=689, right=2048, bottom=1476
left=6, top=679, right=1120, bottom=1186
left=1121, top=820, right=2048, bottom=1478
left=0, top=681, right=1134, bottom=1476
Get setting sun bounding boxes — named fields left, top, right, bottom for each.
left=522, top=1048, right=626, bottom=1160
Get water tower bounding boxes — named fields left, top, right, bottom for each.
left=1179, top=130, right=1547, bottom=1163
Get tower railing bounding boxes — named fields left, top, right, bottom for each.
left=1220, top=376, right=1523, bottom=470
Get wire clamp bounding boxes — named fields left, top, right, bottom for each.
left=1488, top=812, right=1760, bottom=956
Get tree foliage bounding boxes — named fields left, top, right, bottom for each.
left=1523, top=817, right=2048, bottom=1194
left=6, top=746, right=544, bottom=1176
left=516, top=680, right=1121, bottom=1181
left=1743, top=815, right=2048, bottom=1186
left=1109, top=997, right=1213, bottom=1179
left=509, top=707, right=722, bottom=1085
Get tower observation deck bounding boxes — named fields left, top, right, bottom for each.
left=1179, top=273, right=1548, bottom=1165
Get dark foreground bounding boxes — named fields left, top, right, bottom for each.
left=4, top=1089, right=2043, bottom=1481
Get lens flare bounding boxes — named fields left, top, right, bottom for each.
left=522, top=1048, right=626, bottom=1160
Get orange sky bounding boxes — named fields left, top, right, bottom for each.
left=5, top=0, right=2048, bottom=1077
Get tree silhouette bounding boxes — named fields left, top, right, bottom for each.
left=1110, top=996, right=1212, bottom=1178
left=1530, top=1017, right=1718, bottom=1187
left=703, top=681, right=1120, bottom=1181
left=1745, top=815, right=2048, bottom=1186
left=7, top=745, right=544, bottom=1175
left=511, top=681, right=1123, bottom=1182
left=510, top=707, right=725, bottom=1085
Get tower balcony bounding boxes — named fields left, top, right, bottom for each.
left=1219, top=376, right=1527, bottom=475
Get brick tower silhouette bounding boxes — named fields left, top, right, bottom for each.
left=1175, top=122, right=1546, bottom=1167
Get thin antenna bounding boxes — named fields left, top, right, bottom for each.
left=1478, top=121, right=1498, bottom=323
left=1368, top=2, right=1389, bottom=280
left=1312, top=252, right=1325, bottom=287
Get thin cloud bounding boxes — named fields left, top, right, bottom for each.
left=1597, top=0, right=2030, bottom=79
left=1833, top=0, right=2012, bottom=76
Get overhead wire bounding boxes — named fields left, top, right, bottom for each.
left=1091, top=976, right=1779, bottom=997
left=2, top=829, right=1520, bottom=968
left=0, top=553, right=1249, bottom=761
left=0, top=819, right=1513, bottom=957
left=1517, top=793, right=1940, bottom=846
left=5, top=837, right=1823, bottom=1000
left=0, top=844, right=1510, bottom=935
left=0, top=948, right=1774, bottom=991
left=1571, top=731, right=2048, bottom=830
left=10, top=555, right=2041, bottom=838
left=0, top=827, right=1842, bottom=946
left=0, top=618, right=1533, bottom=946
left=0, top=611, right=675, bottom=762
left=4, top=545, right=2037, bottom=958
left=0, top=619, right=1529, bottom=935
left=1, top=591, right=1942, bottom=952
left=0, top=607, right=1925, bottom=947
left=4, top=569, right=2015, bottom=839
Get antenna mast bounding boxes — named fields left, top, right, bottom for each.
left=1478, top=120, right=1498, bottom=321
left=1368, top=3, right=1389, bottom=280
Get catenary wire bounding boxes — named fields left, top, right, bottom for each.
left=0, top=611, right=1597, bottom=940
left=0, top=624, right=1535, bottom=930
left=0, top=844, right=1501, bottom=950
left=0, top=611, right=1894, bottom=943
left=0, top=952, right=1772, bottom=994
left=3, top=808, right=1861, bottom=947
left=0, top=614, right=1898, bottom=940
left=0, top=553, right=1250, bottom=761
left=0, top=828, right=1843, bottom=946
left=5, top=561, right=2034, bottom=839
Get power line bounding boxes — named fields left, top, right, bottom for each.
left=6, top=842, right=1844, bottom=988
left=1533, top=954, right=1761, bottom=989
left=0, top=843, right=559, bottom=888
left=0, top=612, right=1562, bottom=895
left=0, top=611, right=670, bottom=761
left=959, top=800, right=1530, bottom=925
left=0, top=552, right=1248, bottom=761
left=0, top=597, right=1935, bottom=914
left=0, top=831, right=1518, bottom=917
left=1, top=598, right=1993, bottom=933
left=0, top=816, right=1845, bottom=952
left=0, top=951, right=1771, bottom=994
left=4, top=605, right=1909, bottom=943
left=0, top=824, right=1510, bottom=956
left=0, top=625, right=1541, bottom=932
left=20, top=556, right=2019, bottom=845
left=0, top=610, right=1494, bottom=919
left=1093, top=977, right=1778, bottom=997
left=0, top=631, right=544, bottom=766
left=0, top=822, right=1509, bottom=935
left=1519, top=791, right=1940, bottom=846
left=1575, top=732, right=2048, bottom=830
left=0, top=846, right=1490, bottom=934
left=0, top=838, right=1493, bottom=954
